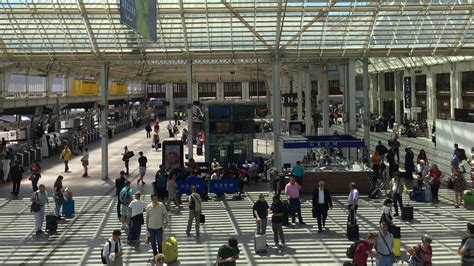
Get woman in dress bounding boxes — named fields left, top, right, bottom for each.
left=451, top=166, right=467, bottom=208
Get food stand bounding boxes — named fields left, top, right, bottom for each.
left=280, top=135, right=372, bottom=193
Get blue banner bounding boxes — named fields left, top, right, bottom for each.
left=120, top=0, right=157, bottom=42
left=176, top=177, right=206, bottom=195
left=283, top=140, right=364, bottom=149
left=209, top=179, right=239, bottom=194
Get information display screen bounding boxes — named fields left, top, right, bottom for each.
left=232, top=120, right=254, bottom=134
left=209, top=106, right=231, bottom=120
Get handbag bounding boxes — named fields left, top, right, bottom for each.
left=30, top=192, right=41, bottom=213
left=200, top=213, right=205, bottom=224
left=28, top=175, right=34, bottom=181
left=447, top=178, right=454, bottom=189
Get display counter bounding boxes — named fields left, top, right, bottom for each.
left=301, top=164, right=371, bottom=194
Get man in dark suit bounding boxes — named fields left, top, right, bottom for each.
left=312, top=181, right=333, bottom=233
left=386, top=141, right=400, bottom=178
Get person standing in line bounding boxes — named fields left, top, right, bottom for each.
left=253, top=194, right=269, bottom=235
left=145, top=123, right=152, bottom=139
left=81, top=148, right=89, bottom=177
left=215, top=237, right=240, bottom=265
left=408, top=234, right=433, bottom=266
left=167, top=121, right=173, bottom=137
left=119, top=180, right=133, bottom=230
left=186, top=185, right=202, bottom=236
left=10, top=160, right=24, bottom=196
left=285, top=176, right=305, bottom=225
left=312, top=181, right=333, bottom=233
left=53, top=175, right=65, bottom=220
left=347, top=182, right=359, bottom=224
left=451, top=166, right=467, bottom=208
left=352, top=232, right=377, bottom=266
left=389, top=172, right=406, bottom=217
left=102, top=229, right=124, bottom=266
left=115, top=171, right=126, bottom=220
left=426, top=164, right=441, bottom=204
left=137, top=151, right=147, bottom=185
left=270, top=195, right=286, bottom=248
left=30, top=161, right=41, bottom=192
left=60, top=145, right=72, bottom=173
left=375, top=223, right=394, bottom=266
left=371, top=151, right=382, bottom=180
left=166, top=174, right=180, bottom=209
left=128, top=192, right=146, bottom=243
left=292, top=161, right=304, bottom=188
left=458, top=223, right=474, bottom=266
left=146, top=194, right=168, bottom=256
left=31, top=184, right=49, bottom=235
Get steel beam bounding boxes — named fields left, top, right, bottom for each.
left=77, top=0, right=100, bottom=55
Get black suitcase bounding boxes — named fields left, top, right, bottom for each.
left=389, top=225, right=401, bottom=238
left=46, top=214, right=58, bottom=232
left=402, top=206, right=413, bottom=221
left=347, top=224, right=359, bottom=241
left=282, top=201, right=289, bottom=226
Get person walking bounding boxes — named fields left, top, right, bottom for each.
left=78, top=134, right=85, bottom=154
left=270, top=195, right=286, bottom=247
left=451, top=167, right=468, bottom=208
left=347, top=182, right=359, bottom=224
left=352, top=232, right=377, bottom=266
left=216, top=237, right=240, bottom=265
left=60, top=145, right=72, bottom=173
left=153, top=121, right=160, bottom=133
left=53, top=175, right=65, bottom=220
left=167, top=121, right=173, bottom=137
left=115, top=171, right=126, bottom=220
left=128, top=192, right=145, bottom=243
left=386, top=142, right=400, bottom=179
left=408, top=234, right=433, bottom=266
left=389, top=172, right=407, bottom=217
left=166, top=174, right=180, bottom=209
left=31, top=184, right=49, bottom=235
left=152, top=132, right=160, bottom=152
left=186, top=185, right=202, bottom=236
left=404, top=147, right=415, bottom=180
left=312, top=181, right=333, bottom=233
left=371, top=151, right=382, bottom=181
left=30, top=161, right=41, bottom=192
left=285, top=176, right=305, bottom=225
left=122, top=146, right=133, bottom=176
left=81, top=148, right=89, bottom=177
left=458, top=223, right=474, bottom=266
left=154, top=165, right=168, bottom=200
left=253, top=194, right=269, bottom=235
left=10, top=160, right=24, bottom=196
left=426, top=164, right=441, bottom=204
left=145, top=123, right=152, bottom=139
left=137, top=151, right=147, bottom=185
left=375, top=222, right=394, bottom=266
left=119, top=180, right=133, bottom=229
left=102, top=229, right=124, bottom=266
left=146, top=194, right=168, bottom=256
left=380, top=199, right=395, bottom=226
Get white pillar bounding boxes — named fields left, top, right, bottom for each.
left=165, top=83, right=174, bottom=119
left=320, top=67, right=329, bottom=134
left=363, top=58, right=370, bottom=156
left=100, top=62, right=109, bottom=180
left=192, top=82, right=199, bottom=102
left=216, top=81, right=224, bottom=100
left=242, top=81, right=250, bottom=100
left=338, top=64, right=349, bottom=134
left=450, top=63, right=462, bottom=118
left=295, top=72, right=303, bottom=121
left=394, top=71, right=402, bottom=124
left=348, top=60, right=357, bottom=133
left=45, top=73, right=54, bottom=97
left=272, top=58, right=282, bottom=170
left=426, top=72, right=437, bottom=131
left=304, top=70, right=312, bottom=135
left=186, top=60, right=193, bottom=159
left=377, top=73, right=383, bottom=115
left=265, top=79, right=272, bottom=109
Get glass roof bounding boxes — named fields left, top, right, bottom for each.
left=0, top=0, right=473, bottom=64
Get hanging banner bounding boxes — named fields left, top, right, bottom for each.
left=120, top=0, right=157, bottom=42
left=110, top=82, right=127, bottom=95
left=209, top=179, right=239, bottom=194
left=404, top=76, right=412, bottom=108
left=71, top=80, right=98, bottom=96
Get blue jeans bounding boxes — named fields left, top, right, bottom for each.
left=289, top=198, right=303, bottom=223
left=376, top=254, right=392, bottom=266
left=148, top=227, right=163, bottom=256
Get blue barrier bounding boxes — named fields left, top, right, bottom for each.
left=176, top=177, right=206, bottom=195
left=209, top=179, right=239, bottom=194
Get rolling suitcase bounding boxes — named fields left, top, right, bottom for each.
left=162, top=236, right=178, bottom=264
left=402, top=192, right=414, bottom=221
left=282, top=201, right=289, bottom=226
left=46, top=214, right=58, bottom=233
left=464, top=190, right=474, bottom=206
left=62, top=199, right=75, bottom=217
left=368, top=187, right=381, bottom=199
left=347, top=212, right=359, bottom=241
left=254, top=233, right=267, bottom=254
left=389, top=225, right=401, bottom=239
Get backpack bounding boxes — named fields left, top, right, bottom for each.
left=121, top=187, right=132, bottom=206
left=155, top=172, right=167, bottom=188
left=100, top=239, right=120, bottom=264
left=346, top=240, right=365, bottom=259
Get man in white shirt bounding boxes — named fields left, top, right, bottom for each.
left=128, top=192, right=146, bottom=242
left=375, top=222, right=394, bottom=266
left=146, top=194, right=168, bottom=256
left=186, top=185, right=202, bottom=236
left=347, top=182, right=359, bottom=224
left=102, top=229, right=123, bottom=266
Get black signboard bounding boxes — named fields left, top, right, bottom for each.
left=282, top=93, right=298, bottom=107
left=454, top=108, right=474, bottom=123
left=404, top=76, right=412, bottom=108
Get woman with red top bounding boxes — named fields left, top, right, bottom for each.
left=408, top=234, right=433, bottom=266
left=352, top=232, right=377, bottom=266
left=417, top=149, right=428, bottom=165
left=426, top=164, right=441, bottom=204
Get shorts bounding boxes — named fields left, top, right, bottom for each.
left=121, top=204, right=129, bottom=217
left=139, top=166, right=146, bottom=177
left=81, top=160, right=89, bottom=166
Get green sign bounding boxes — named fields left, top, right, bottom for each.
left=120, top=0, right=157, bottom=42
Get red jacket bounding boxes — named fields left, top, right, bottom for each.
left=428, top=169, right=441, bottom=186
left=353, top=240, right=373, bottom=266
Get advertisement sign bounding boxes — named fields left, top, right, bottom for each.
left=404, top=76, right=412, bottom=108
left=120, top=0, right=157, bottom=42
left=71, top=80, right=98, bottom=96
left=176, top=177, right=206, bottom=195
left=162, top=140, right=184, bottom=170
left=282, top=93, right=298, bottom=107
left=209, top=179, right=239, bottom=194
left=110, top=82, right=127, bottom=95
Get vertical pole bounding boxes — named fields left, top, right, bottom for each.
left=348, top=60, right=357, bottom=133
left=394, top=71, right=401, bottom=125
left=272, top=58, right=281, bottom=171
left=363, top=58, right=370, bottom=161
left=304, top=70, right=312, bottom=135
left=100, top=62, right=109, bottom=180
left=321, top=67, right=330, bottom=134
left=296, top=72, right=303, bottom=121
left=187, top=60, right=193, bottom=159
